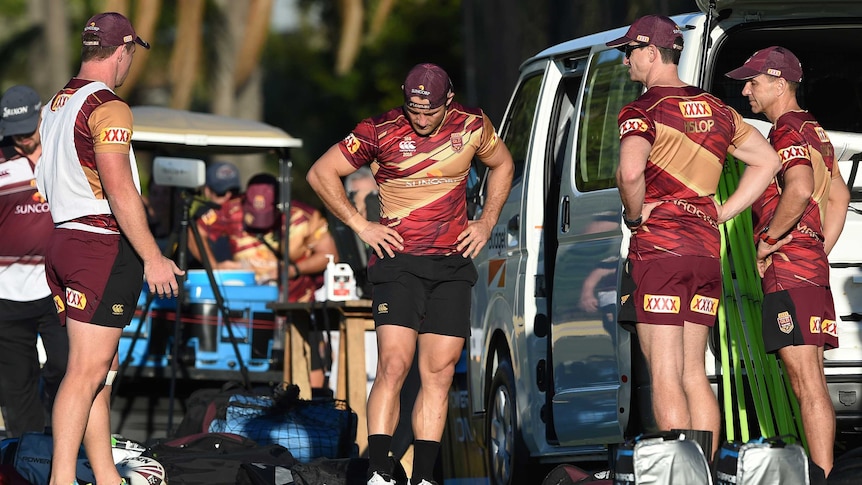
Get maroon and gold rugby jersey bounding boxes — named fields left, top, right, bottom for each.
left=198, top=198, right=327, bottom=302
left=755, top=110, right=835, bottom=291
left=618, top=86, right=754, bottom=260
left=338, top=102, right=502, bottom=255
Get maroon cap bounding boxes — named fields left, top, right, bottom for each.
left=403, top=63, right=452, bottom=110
left=606, top=15, right=683, bottom=51
left=725, top=46, right=802, bottom=83
left=82, top=12, right=150, bottom=49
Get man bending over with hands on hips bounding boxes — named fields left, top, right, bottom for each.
left=307, top=63, right=514, bottom=485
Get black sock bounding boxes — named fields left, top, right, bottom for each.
left=368, top=434, right=393, bottom=477
left=411, top=440, right=440, bottom=483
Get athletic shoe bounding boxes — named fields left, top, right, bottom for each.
left=409, top=480, right=438, bottom=485
left=368, top=471, right=396, bottom=485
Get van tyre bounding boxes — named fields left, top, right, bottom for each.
left=486, top=358, right=528, bottom=485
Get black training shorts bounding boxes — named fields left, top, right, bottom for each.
left=367, top=253, right=477, bottom=338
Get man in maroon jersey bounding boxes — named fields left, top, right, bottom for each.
left=0, top=85, right=68, bottom=437
left=307, top=63, right=514, bottom=485
left=607, top=15, right=780, bottom=459
left=727, top=46, right=850, bottom=476
left=36, top=12, right=182, bottom=485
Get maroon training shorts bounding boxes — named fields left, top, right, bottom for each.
left=619, top=255, right=721, bottom=327
left=45, top=228, right=144, bottom=328
left=761, top=286, right=838, bottom=353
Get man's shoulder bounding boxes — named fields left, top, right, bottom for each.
left=366, top=107, right=408, bottom=129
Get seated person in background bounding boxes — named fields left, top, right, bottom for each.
left=189, top=160, right=243, bottom=265
left=193, top=168, right=338, bottom=388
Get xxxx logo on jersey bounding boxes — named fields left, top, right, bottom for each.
left=778, top=145, right=810, bottom=163
left=99, top=127, right=131, bottom=144
left=678, top=101, right=712, bottom=118
left=343, top=133, right=361, bottom=154
left=620, top=118, right=649, bottom=137
left=643, top=294, right=680, bottom=313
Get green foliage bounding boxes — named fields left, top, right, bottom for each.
left=263, top=0, right=463, bottom=204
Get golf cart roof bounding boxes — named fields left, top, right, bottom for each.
left=131, top=106, right=302, bottom=152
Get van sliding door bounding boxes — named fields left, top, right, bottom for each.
left=549, top=48, right=642, bottom=446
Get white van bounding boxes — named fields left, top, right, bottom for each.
left=446, top=2, right=862, bottom=484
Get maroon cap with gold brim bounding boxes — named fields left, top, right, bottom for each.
left=725, top=46, right=803, bottom=83
left=606, top=15, right=683, bottom=51
left=82, top=12, right=150, bottom=49
left=402, top=63, right=452, bottom=110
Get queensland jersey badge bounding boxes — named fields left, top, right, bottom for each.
left=450, top=133, right=464, bottom=152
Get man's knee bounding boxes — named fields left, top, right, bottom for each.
left=377, top=355, right=413, bottom=383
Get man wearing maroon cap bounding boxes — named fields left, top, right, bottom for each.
left=307, top=63, right=514, bottom=485
left=727, top=46, right=850, bottom=477
left=35, top=11, right=182, bottom=485
left=607, top=15, right=780, bottom=459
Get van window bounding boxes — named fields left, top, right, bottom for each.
left=500, top=74, right=543, bottom=183
left=575, top=49, right=642, bottom=192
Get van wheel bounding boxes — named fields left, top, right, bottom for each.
left=486, top=359, right=527, bottom=485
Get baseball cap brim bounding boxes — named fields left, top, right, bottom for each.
left=725, top=66, right=761, bottom=80
left=606, top=35, right=635, bottom=48
left=0, top=116, right=39, bottom=139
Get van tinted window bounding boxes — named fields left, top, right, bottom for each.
left=500, top=74, right=543, bottom=183
left=576, top=49, right=641, bottom=192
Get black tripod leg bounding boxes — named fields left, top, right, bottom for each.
left=188, top=217, right=251, bottom=390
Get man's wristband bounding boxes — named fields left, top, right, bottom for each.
left=289, top=262, right=300, bottom=280
left=759, top=228, right=779, bottom=245
left=623, top=214, right=643, bottom=228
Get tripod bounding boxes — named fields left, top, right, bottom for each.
left=116, top=189, right=251, bottom=434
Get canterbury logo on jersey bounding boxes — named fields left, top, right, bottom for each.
left=679, top=101, right=712, bottom=118
left=643, top=294, right=680, bottom=313
left=100, top=127, right=131, bottom=144
left=343, top=133, right=361, bottom=154
left=778, top=145, right=810, bottom=163
left=690, top=295, right=719, bottom=315
left=66, top=288, right=87, bottom=310
left=620, top=118, right=649, bottom=137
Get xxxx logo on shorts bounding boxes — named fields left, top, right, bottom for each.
left=690, top=294, right=718, bottom=315
left=777, top=311, right=794, bottom=334
left=53, top=295, right=65, bottom=314
left=821, top=318, right=838, bottom=337
left=809, top=316, right=822, bottom=334
left=643, top=294, right=680, bottom=313
left=66, top=288, right=87, bottom=310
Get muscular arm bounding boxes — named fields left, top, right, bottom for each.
left=97, top=152, right=182, bottom=296
left=457, top=141, right=514, bottom=258
left=616, top=136, right=651, bottom=221
left=306, top=145, right=403, bottom=257
left=756, top=164, right=813, bottom=260
left=718, top=132, right=781, bottom=223
left=824, top=167, right=850, bottom=255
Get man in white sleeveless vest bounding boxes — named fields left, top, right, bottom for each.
left=35, top=12, right=183, bottom=485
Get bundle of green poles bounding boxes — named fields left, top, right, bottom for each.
left=716, top=156, right=807, bottom=448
